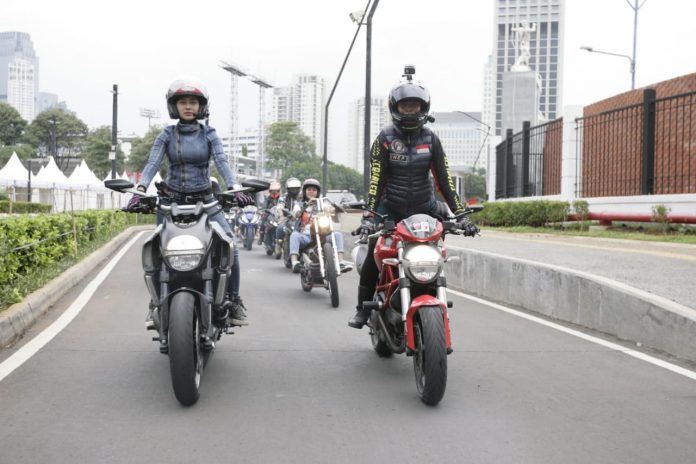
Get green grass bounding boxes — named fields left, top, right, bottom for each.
left=486, top=223, right=696, bottom=245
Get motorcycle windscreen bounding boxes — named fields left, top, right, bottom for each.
left=400, top=214, right=439, bottom=239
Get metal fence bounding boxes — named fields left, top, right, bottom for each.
left=495, top=118, right=563, bottom=199
left=576, top=89, right=696, bottom=197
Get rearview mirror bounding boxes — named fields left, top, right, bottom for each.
left=241, top=179, right=270, bottom=192
left=104, top=179, right=134, bottom=191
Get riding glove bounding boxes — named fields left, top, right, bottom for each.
left=458, top=216, right=479, bottom=236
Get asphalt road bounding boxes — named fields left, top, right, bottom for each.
left=1, top=232, right=696, bottom=464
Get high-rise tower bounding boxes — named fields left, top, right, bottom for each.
left=0, top=31, right=39, bottom=121
left=485, top=0, right=565, bottom=136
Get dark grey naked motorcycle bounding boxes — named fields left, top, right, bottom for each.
left=105, top=178, right=269, bottom=405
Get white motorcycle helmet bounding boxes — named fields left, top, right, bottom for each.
left=166, top=75, right=210, bottom=119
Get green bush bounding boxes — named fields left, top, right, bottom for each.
left=476, top=200, right=570, bottom=227
left=0, top=210, right=140, bottom=306
left=0, top=200, right=52, bottom=213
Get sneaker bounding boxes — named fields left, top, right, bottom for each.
left=339, top=261, right=353, bottom=273
left=227, top=295, right=249, bottom=326
left=292, top=262, right=302, bottom=274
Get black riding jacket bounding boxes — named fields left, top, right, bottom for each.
left=366, top=125, right=464, bottom=218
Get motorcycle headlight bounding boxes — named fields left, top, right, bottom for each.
left=317, top=215, right=332, bottom=234
left=402, top=244, right=443, bottom=283
left=163, top=235, right=205, bottom=271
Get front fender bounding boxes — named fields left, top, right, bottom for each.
left=405, top=295, right=451, bottom=351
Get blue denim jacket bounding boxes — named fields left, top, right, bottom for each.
left=139, top=122, right=235, bottom=192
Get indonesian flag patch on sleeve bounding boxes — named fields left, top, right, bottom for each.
left=416, top=144, right=429, bottom=154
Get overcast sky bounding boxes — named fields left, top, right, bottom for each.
left=3, top=0, right=695, bottom=166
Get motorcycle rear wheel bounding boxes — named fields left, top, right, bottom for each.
left=413, top=306, right=447, bottom=406
left=323, top=242, right=339, bottom=308
left=168, top=292, right=202, bottom=406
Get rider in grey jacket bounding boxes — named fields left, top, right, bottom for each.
left=137, top=76, right=252, bottom=326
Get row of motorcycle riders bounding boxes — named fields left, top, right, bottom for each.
left=222, top=177, right=340, bottom=270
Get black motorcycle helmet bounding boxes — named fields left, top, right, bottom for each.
left=301, top=178, right=321, bottom=201
left=388, top=67, right=431, bottom=132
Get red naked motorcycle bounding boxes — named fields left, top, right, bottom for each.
left=352, top=205, right=482, bottom=405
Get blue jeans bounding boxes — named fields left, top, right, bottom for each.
left=289, top=230, right=344, bottom=255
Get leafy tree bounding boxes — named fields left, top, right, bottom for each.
left=462, top=171, right=487, bottom=200
left=23, top=108, right=88, bottom=169
left=82, top=126, right=124, bottom=179
left=127, top=126, right=163, bottom=173
left=266, top=121, right=316, bottom=171
left=328, top=162, right=364, bottom=199
left=282, top=160, right=322, bottom=185
left=0, top=103, right=27, bottom=146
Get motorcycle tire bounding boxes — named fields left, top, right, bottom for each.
left=301, top=269, right=313, bottom=292
left=413, top=306, right=447, bottom=406
left=245, top=227, right=254, bottom=251
left=370, top=310, right=392, bottom=357
left=168, top=292, right=202, bottom=406
left=323, top=242, right=339, bottom=308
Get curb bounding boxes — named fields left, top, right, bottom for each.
left=0, top=225, right=153, bottom=348
left=445, top=246, right=696, bottom=363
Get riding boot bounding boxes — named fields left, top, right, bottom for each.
left=348, top=285, right=373, bottom=329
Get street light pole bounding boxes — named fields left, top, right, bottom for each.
left=580, top=46, right=635, bottom=90
left=627, top=0, right=648, bottom=91
left=362, top=0, right=380, bottom=198
left=111, top=84, right=118, bottom=179
left=321, top=0, right=372, bottom=191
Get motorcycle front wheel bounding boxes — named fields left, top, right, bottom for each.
left=413, top=306, right=447, bottom=406
left=323, top=242, right=339, bottom=308
left=245, top=226, right=254, bottom=251
left=168, top=292, right=202, bottom=406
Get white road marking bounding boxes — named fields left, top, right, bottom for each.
left=0, top=232, right=145, bottom=383
left=449, top=289, right=696, bottom=381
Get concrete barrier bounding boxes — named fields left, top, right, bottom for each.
left=341, top=211, right=696, bottom=363
left=444, top=246, right=696, bottom=363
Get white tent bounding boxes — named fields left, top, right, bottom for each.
left=68, top=160, right=104, bottom=188
left=0, top=152, right=30, bottom=187
left=32, top=156, right=71, bottom=188
left=67, top=160, right=110, bottom=210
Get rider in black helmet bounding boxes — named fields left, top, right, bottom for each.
left=348, top=65, right=478, bottom=329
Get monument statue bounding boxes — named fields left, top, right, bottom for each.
left=510, top=20, right=536, bottom=71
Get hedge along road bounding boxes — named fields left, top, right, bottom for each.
left=1, top=233, right=696, bottom=463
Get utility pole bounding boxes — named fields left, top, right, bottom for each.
left=111, top=84, right=118, bottom=179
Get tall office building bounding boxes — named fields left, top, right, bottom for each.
left=348, top=96, right=389, bottom=172
left=485, top=0, right=565, bottom=136
left=271, top=74, right=326, bottom=155
left=0, top=31, right=39, bottom=121
left=430, top=112, right=485, bottom=169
